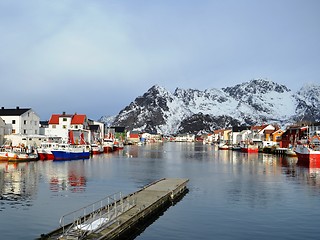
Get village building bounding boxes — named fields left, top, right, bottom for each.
left=174, top=134, right=195, bottom=142
left=236, top=129, right=252, bottom=144
left=229, top=126, right=251, bottom=145
left=88, top=119, right=104, bottom=143
left=271, top=129, right=284, bottom=145
left=45, top=112, right=91, bottom=144
left=281, top=125, right=308, bottom=148
left=0, top=107, right=42, bottom=146
left=127, top=131, right=141, bottom=144
left=214, top=129, right=231, bottom=144
left=0, top=106, right=40, bottom=135
left=309, top=122, right=320, bottom=136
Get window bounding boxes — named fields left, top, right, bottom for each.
left=35, top=130, right=37, bottom=134
left=24, top=129, right=27, bottom=134
left=24, top=120, right=27, bottom=124
left=12, top=120, right=16, bottom=124
left=63, top=118, right=67, bottom=121
left=63, top=125, right=67, bottom=129
left=12, top=129, right=16, bottom=134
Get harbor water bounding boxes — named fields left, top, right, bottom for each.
left=1, top=142, right=320, bottom=240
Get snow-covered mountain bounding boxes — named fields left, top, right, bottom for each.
left=104, top=79, right=320, bottom=135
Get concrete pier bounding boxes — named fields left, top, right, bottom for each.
left=40, top=178, right=189, bottom=240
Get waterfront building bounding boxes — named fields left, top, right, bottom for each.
left=45, top=112, right=91, bottom=143
left=0, top=106, right=40, bottom=135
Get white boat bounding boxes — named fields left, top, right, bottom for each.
left=91, top=143, right=104, bottom=155
left=103, top=138, right=114, bottom=153
left=0, top=146, right=38, bottom=162
left=218, top=143, right=229, bottom=150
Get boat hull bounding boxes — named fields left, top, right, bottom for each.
left=103, top=146, right=113, bottom=153
left=52, top=150, right=90, bottom=160
left=241, top=147, right=259, bottom=153
left=91, top=145, right=104, bottom=155
left=295, top=145, right=320, bottom=168
left=38, top=152, right=54, bottom=160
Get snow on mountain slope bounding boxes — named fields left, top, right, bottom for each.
left=222, top=79, right=296, bottom=121
left=294, top=83, right=320, bottom=122
left=173, top=88, right=239, bottom=116
left=107, top=79, right=320, bottom=134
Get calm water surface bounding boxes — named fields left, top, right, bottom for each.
left=1, top=142, right=320, bottom=240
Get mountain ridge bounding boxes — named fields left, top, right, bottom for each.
left=100, top=79, right=320, bottom=135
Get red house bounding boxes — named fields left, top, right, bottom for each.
left=281, top=125, right=308, bottom=148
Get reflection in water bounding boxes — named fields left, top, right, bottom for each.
left=38, top=160, right=87, bottom=193
left=0, top=162, right=38, bottom=210
left=1, top=143, right=320, bottom=240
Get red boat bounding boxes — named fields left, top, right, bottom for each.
left=90, top=144, right=104, bottom=155
left=241, top=143, right=259, bottom=153
left=37, top=142, right=58, bottom=160
left=103, top=138, right=114, bottom=153
left=113, top=140, right=124, bottom=151
left=295, top=143, right=320, bottom=168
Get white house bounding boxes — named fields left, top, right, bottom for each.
left=0, top=107, right=40, bottom=135
left=174, top=134, right=195, bottom=142
left=236, top=130, right=252, bottom=143
left=45, top=112, right=91, bottom=143
left=309, top=122, right=320, bottom=136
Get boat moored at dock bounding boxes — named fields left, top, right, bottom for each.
left=37, top=142, right=59, bottom=160
left=241, top=143, right=259, bottom=153
left=51, top=144, right=91, bottom=160
left=0, top=146, right=38, bottom=162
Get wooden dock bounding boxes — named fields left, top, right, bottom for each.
left=40, top=178, right=189, bottom=240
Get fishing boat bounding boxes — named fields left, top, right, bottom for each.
left=103, top=138, right=114, bottom=153
left=51, top=143, right=91, bottom=160
left=232, top=145, right=241, bottom=151
left=51, top=130, right=91, bottom=160
left=295, top=136, right=320, bottom=167
left=90, top=143, right=104, bottom=155
left=0, top=146, right=38, bottom=162
left=218, top=144, right=229, bottom=150
left=37, top=142, right=59, bottom=160
left=240, top=143, right=259, bottom=153
left=113, top=139, right=124, bottom=151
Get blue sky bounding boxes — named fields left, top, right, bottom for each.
left=1, top=0, right=319, bottom=120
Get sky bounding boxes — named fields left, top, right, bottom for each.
left=1, top=0, right=319, bottom=121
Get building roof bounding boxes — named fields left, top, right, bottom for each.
left=48, top=113, right=87, bottom=125
left=48, top=114, right=58, bottom=124
left=71, top=114, right=86, bottom=124
left=0, top=107, right=31, bottom=116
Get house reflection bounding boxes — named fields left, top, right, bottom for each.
left=0, top=162, right=37, bottom=208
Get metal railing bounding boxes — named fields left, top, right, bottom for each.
left=58, top=192, right=136, bottom=239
